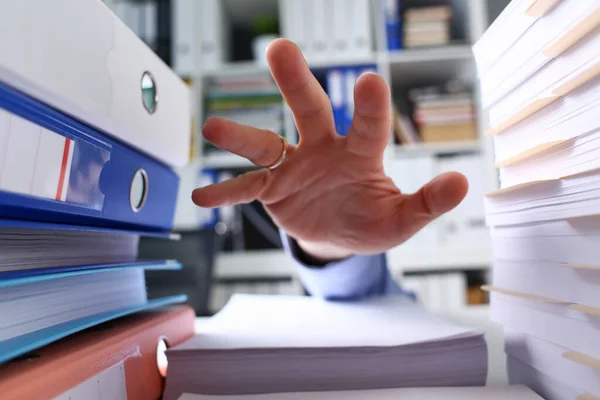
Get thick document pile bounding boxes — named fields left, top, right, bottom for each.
left=474, top=1, right=600, bottom=399
left=163, top=294, right=487, bottom=399
left=0, top=2, right=195, bottom=396
left=0, top=227, right=139, bottom=271
left=179, top=385, right=542, bottom=400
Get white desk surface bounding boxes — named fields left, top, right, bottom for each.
left=194, top=304, right=506, bottom=386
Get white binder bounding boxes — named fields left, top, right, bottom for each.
left=172, top=0, right=201, bottom=77
left=281, top=0, right=310, bottom=58
left=331, top=0, right=352, bottom=59
left=307, top=0, right=329, bottom=62
left=0, top=0, right=191, bottom=168
left=350, top=0, right=373, bottom=58
left=200, top=0, right=228, bottom=71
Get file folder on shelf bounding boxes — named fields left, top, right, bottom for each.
left=0, top=306, right=195, bottom=400
left=0, top=81, right=179, bottom=232
left=0, top=0, right=190, bottom=168
left=0, top=262, right=187, bottom=364
left=172, top=0, right=201, bottom=77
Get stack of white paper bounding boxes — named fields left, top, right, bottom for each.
left=163, top=294, right=487, bottom=399
left=177, top=385, right=543, bottom=400
left=474, top=1, right=600, bottom=399
left=0, top=268, right=147, bottom=342
left=0, top=227, right=139, bottom=272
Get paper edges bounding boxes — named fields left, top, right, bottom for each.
left=525, top=0, right=560, bottom=18
left=486, top=52, right=600, bottom=138
left=483, top=285, right=600, bottom=317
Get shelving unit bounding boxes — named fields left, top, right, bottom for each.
left=385, top=140, right=481, bottom=156
left=180, top=0, right=496, bottom=282
left=383, top=44, right=473, bottom=64
left=214, top=250, right=297, bottom=280
left=106, top=0, right=503, bottom=294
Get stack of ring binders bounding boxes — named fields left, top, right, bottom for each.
left=0, top=1, right=196, bottom=398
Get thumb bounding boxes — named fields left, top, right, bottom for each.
left=395, top=172, right=469, bottom=239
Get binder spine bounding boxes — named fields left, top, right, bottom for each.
left=326, top=68, right=346, bottom=135
left=0, top=82, right=178, bottom=232
left=383, top=0, right=402, bottom=50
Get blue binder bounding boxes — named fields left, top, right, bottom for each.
left=0, top=259, right=180, bottom=280
left=0, top=218, right=180, bottom=239
left=0, top=82, right=179, bottom=232
left=0, top=262, right=187, bottom=364
left=384, top=0, right=403, bottom=50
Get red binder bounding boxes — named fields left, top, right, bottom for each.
left=0, top=306, right=195, bottom=400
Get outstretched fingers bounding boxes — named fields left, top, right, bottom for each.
left=392, top=172, right=469, bottom=240
left=202, top=117, right=287, bottom=168
left=346, top=73, right=392, bottom=159
left=192, top=169, right=270, bottom=208
left=266, top=39, right=337, bottom=145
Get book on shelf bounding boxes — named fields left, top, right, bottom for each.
left=391, top=94, right=420, bottom=145
left=403, top=5, right=452, bottom=48
left=324, top=65, right=378, bottom=137
left=382, top=0, right=403, bottom=50
left=408, top=82, right=477, bottom=143
left=475, top=0, right=600, bottom=398
left=203, top=75, right=285, bottom=155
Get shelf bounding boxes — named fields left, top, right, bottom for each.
left=201, top=55, right=379, bottom=78
left=307, top=55, right=378, bottom=69
left=202, top=61, right=272, bottom=78
left=214, top=249, right=296, bottom=280
left=201, top=152, right=257, bottom=169
left=386, top=45, right=476, bottom=88
left=383, top=45, right=473, bottom=64
left=214, top=237, right=491, bottom=281
left=386, top=141, right=482, bottom=156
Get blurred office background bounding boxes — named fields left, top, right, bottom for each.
left=102, top=0, right=509, bottom=318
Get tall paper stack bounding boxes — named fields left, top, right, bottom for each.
left=473, top=1, right=600, bottom=399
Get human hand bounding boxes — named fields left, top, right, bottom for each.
left=192, top=39, right=468, bottom=261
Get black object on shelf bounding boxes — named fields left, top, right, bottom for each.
left=139, top=228, right=221, bottom=316
left=156, top=0, right=172, bottom=65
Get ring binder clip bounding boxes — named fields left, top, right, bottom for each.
left=141, top=71, right=158, bottom=114
left=130, top=168, right=149, bottom=213
left=157, top=336, right=169, bottom=378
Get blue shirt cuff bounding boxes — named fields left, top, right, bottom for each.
left=280, top=231, right=410, bottom=300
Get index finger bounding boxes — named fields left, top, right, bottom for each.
left=266, top=39, right=336, bottom=145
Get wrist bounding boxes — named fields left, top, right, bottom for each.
left=296, top=239, right=353, bottom=265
